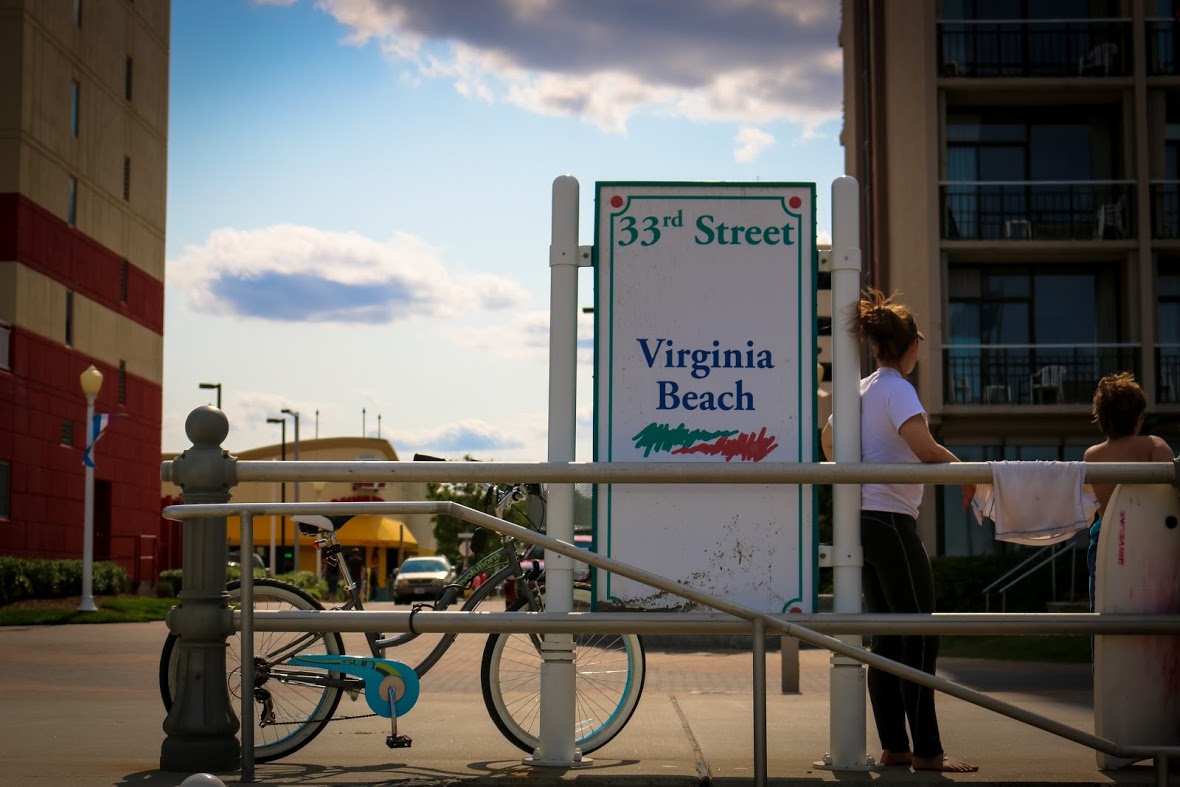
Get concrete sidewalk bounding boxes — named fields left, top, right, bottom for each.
left=0, top=617, right=1167, bottom=786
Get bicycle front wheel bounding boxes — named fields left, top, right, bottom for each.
left=480, top=586, right=645, bottom=754
left=159, top=578, right=346, bottom=763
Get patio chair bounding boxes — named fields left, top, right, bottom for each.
left=1030, top=365, right=1067, bottom=404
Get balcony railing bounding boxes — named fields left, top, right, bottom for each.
left=938, top=18, right=1130, bottom=78
left=941, top=181, right=1135, bottom=241
left=1157, top=345, right=1180, bottom=404
left=1151, top=181, right=1180, bottom=240
left=943, top=344, right=1140, bottom=406
left=1147, top=19, right=1180, bottom=75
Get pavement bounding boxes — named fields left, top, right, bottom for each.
left=0, top=603, right=1171, bottom=787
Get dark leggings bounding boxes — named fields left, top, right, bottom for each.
left=861, top=510, right=943, bottom=758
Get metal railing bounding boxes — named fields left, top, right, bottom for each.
left=980, top=533, right=1085, bottom=612
left=943, top=343, right=1139, bottom=405
left=1151, top=181, right=1180, bottom=239
left=1158, top=344, right=1180, bottom=404
left=941, top=180, right=1135, bottom=241
left=1147, top=19, right=1180, bottom=75
left=938, top=18, right=1131, bottom=78
left=162, top=457, right=1180, bottom=786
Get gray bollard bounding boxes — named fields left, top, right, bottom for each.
left=160, top=406, right=241, bottom=772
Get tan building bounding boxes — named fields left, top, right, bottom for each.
left=0, top=0, right=170, bottom=587
left=161, top=436, right=435, bottom=590
left=839, top=0, right=1180, bottom=554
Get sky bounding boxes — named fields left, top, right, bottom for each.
left=164, top=0, right=846, bottom=461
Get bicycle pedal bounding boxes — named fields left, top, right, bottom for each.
left=386, top=734, right=412, bottom=749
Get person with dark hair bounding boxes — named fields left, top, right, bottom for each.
left=1083, top=372, right=1172, bottom=610
left=821, top=286, right=977, bottom=773
left=324, top=554, right=341, bottom=603
left=346, top=547, right=366, bottom=604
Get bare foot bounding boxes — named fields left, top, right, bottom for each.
left=878, top=750, right=913, bottom=767
left=912, top=753, right=978, bottom=772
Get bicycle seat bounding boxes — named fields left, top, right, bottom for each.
left=293, top=514, right=351, bottom=536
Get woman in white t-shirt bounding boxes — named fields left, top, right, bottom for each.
left=821, top=287, right=977, bottom=773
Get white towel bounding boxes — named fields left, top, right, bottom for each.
left=971, top=460, right=1098, bottom=546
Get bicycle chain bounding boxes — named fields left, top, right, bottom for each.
left=262, top=709, right=377, bottom=726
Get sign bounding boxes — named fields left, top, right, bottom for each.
left=593, top=182, right=817, bottom=613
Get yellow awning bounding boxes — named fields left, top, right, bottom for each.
left=226, top=515, right=418, bottom=549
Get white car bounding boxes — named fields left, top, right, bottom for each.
left=392, top=556, right=455, bottom=603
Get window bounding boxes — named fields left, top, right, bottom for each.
left=65, top=289, right=74, bottom=346
left=61, top=419, right=74, bottom=447
left=70, top=80, right=80, bottom=137
left=946, top=264, right=1123, bottom=404
left=124, top=56, right=133, bottom=101
left=1157, top=258, right=1180, bottom=402
left=122, top=157, right=130, bottom=201
left=945, top=108, right=1119, bottom=241
left=0, top=461, right=8, bottom=519
left=68, top=176, right=77, bottom=226
left=120, top=259, right=129, bottom=303
left=118, top=360, right=126, bottom=405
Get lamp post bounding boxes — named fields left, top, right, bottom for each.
left=266, top=416, right=286, bottom=571
left=281, top=408, right=301, bottom=571
left=313, top=480, right=326, bottom=578
left=79, top=364, right=104, bottom=612
left=198, top=382, right=222, bottom=409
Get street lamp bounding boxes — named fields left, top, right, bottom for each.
left=198, top=382, right=222, bottom=409
left=266, top=417, right=286, bottom=571
left=281, top=408, right=301, bottom=571
left=79, top=364, right=104, bottom=612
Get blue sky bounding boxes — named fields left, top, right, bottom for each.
left=164, top=0, right=846, bottom=460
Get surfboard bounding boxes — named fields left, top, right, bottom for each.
left=1093, top=483, right=1180, bottom=770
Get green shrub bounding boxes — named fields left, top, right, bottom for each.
left=932, top=551, right=1087, bottom=612
left=275, top=570, right=327, bottom=600
left=0, top=558, right=129, bottom=605
left=154, top=568, right=325, bottom=601
left=818, top=550, right=1088, bottom=613
left=157, top=569, right=182, bottom=597
left=0, top=557, right=35, bottom=606
left=91, top=562, right=130, bottom=595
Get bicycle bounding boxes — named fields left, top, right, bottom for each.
left=159, top=471, right=646, bottom=763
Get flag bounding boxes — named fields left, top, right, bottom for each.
left=82, top=413, right=111, bottom=469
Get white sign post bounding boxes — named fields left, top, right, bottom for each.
left=593, top=182, right=817, bottom=613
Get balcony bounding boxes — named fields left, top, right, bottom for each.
left=1157, top=345, right=1180, bottom=404
left=1147, top=19, right=1180, bottom=75
left=943, top=344, right=1139, bottom=406
left=941, top=181, right=1135, bottom=241
left=1151, top=181, right=1180, bottom=240
left=939, top=19, right=1130, bottom=78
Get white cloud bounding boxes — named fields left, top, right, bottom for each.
left=168, top=224, right=530, bottom=324
left=314, top=0, right=841, bottom=134
left=734, top=127, right=775, bottom=163
left=446, top=307, right=594, bottom=365
left=394, top=418, right=527, bottom=457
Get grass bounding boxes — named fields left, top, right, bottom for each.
left=0, top=596, right=177, bottom=626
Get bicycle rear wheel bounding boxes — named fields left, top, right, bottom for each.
left=480, top=586, right=645, bottom=754
left=159, top=578, right=346, bottom=763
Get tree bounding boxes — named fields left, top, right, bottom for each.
left=424, top=456, right=537, bottom=567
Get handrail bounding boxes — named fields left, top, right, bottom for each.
left=164, top=496, right=1180, bottom=783
left=985, top=538, right=1084, bottom=612
left=995, top=540, right=1079, bottom=597
left=163, top=458, right=1180, bottom=486
left=979, top=545, right=1057, bottom=596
